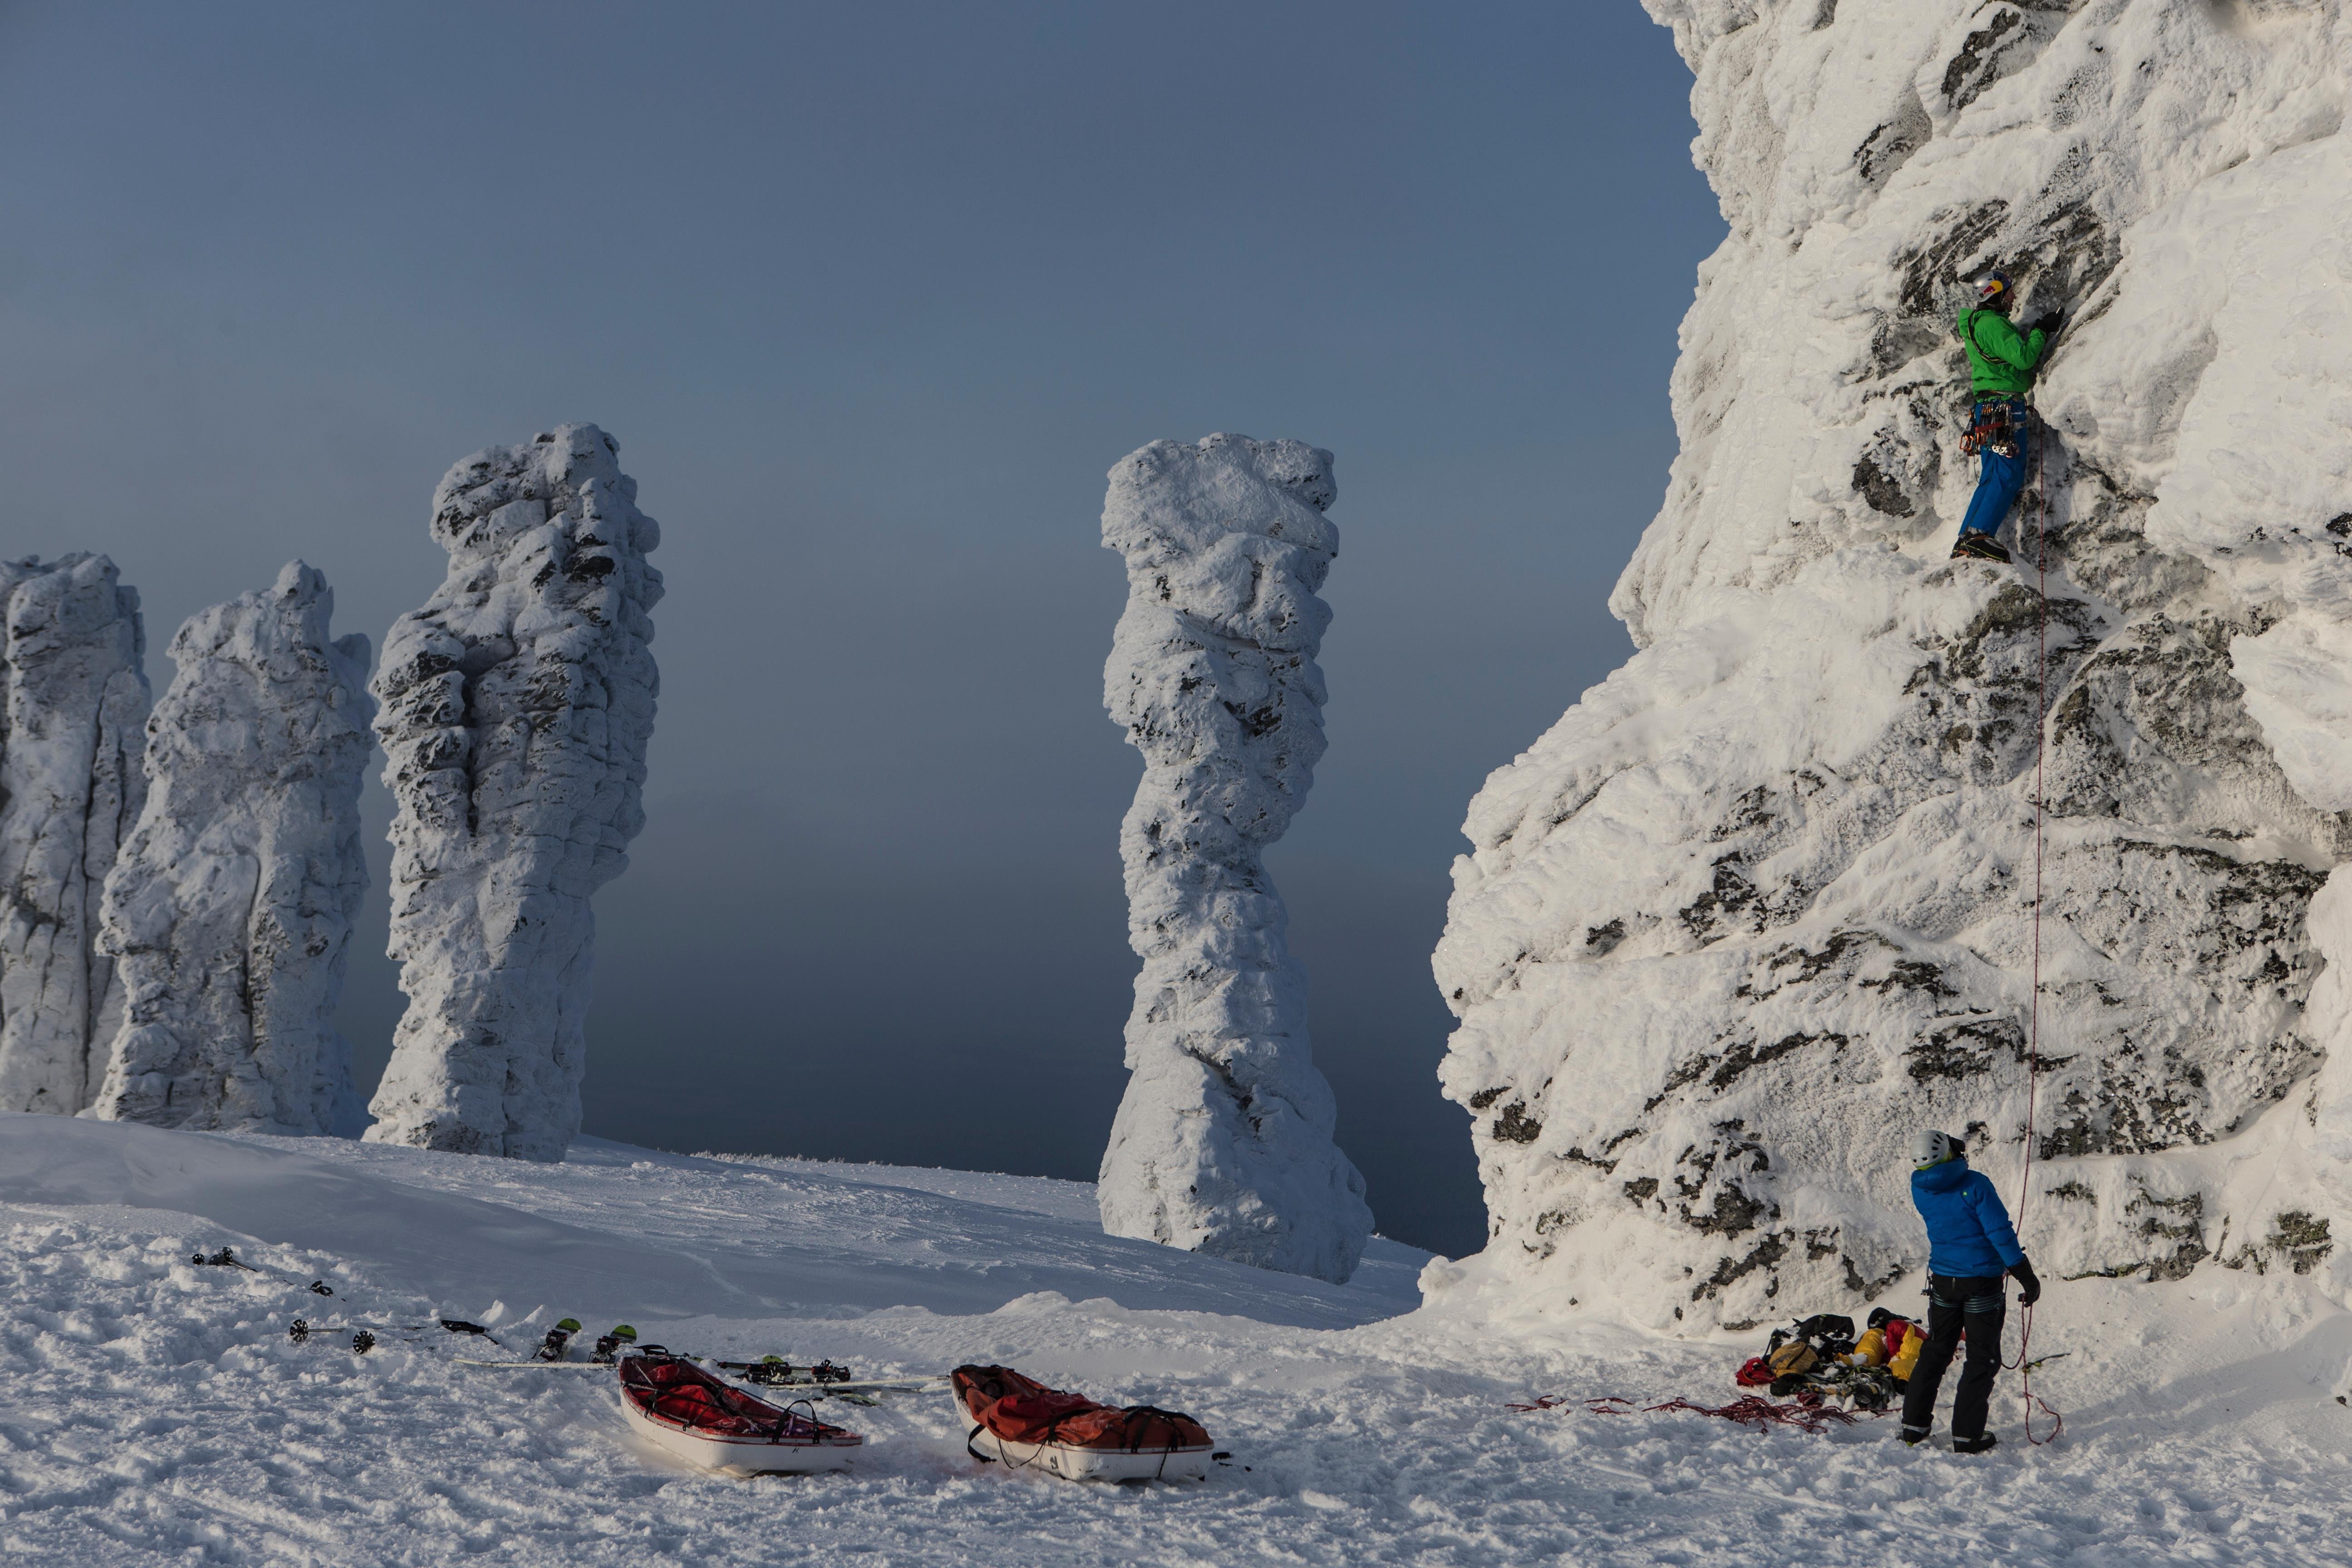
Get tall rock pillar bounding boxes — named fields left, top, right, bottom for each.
left=1432, top=0, right=2352, bottom=1327
left=1096, top=433, right=1372, bottom=1284
left=88, top=561, right=374, bottom=1134
left=0, top=554, right=148, bottom=1114
left=363, top=424, right=662, bottom=1160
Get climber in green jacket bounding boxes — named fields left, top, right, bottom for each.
left=1951, top=273, right=2060, bottom=564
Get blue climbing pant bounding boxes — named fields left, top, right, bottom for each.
left=1958, top=398, right=2032, bottom=539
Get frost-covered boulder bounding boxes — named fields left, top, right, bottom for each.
left=363, top=424, right=661, bottom=1161
left=86, top=562, right=373, bottom=1135
left=1431, top=2, right=2352, bottom=1328
left=0, top=555, right=148, bottom=1115
left=1097, top=434, right=1373, bottom=1284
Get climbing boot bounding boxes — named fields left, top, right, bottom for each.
left=1950, top=532, right=2012, bottom=564
left=1952, top=1432, right=1999, bottom=1455
left=1898, top=1426, right=1930, bottom=1447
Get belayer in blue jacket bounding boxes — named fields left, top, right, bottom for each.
left=1901, top=1129, right=2042, bottom=1452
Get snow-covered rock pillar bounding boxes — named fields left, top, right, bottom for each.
left=363, top=424, right=662, bottom=1161
left=86, top=562, right=374, bottom=1135
left=1096, top=434, right=1373, bottom=1284
left=1431, top=1, right=2352, bottom=1328
left=0, top=554, right=149, bottom=1114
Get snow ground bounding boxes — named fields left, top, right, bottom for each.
left=3, top=1115, right=2347, bottom=1567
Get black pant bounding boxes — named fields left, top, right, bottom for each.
left=1900, top=1274, right=2006, bottom=1439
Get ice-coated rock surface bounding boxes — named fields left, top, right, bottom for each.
left=86, top=562, right=373, bottom=1135
left=363, top=424, right=662, bottom=1161
left=0, top=555, right=148, bottom=1115
left=1096, top=433, right=1373, bottom=1284
left=1430, top=2, right=2352, bottom=1328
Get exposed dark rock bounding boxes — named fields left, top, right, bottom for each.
left=1492, top=1102, right=1542, bottom=1144
left=1852, top=455, right=1916, bottom=517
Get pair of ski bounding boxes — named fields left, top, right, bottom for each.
left=199, top=1241, right=926, bottom=1400
left=457, top=1344, right=941, bottom=1402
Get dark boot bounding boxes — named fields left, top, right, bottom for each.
left=1951, top=532, right=2012, bottom=564
left=1953, top=1432, right=1999, bottom=1455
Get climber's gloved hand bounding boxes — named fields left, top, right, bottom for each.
left=2025, top=311, right=2062, bottom=339
left=2009, top=1258, right=2042, bottom=1306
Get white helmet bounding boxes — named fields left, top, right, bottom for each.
left=1911, top=1129, right=1962, bottom=1168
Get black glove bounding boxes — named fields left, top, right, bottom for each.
left=2025, top=312, right=2062, bottom=339
left=2009, top=1258, right=2042, bottom=1306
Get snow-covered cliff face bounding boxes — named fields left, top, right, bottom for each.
left=364, top=425, right=662, bottom=1161
left=1432, top=1, right=2352, bottom=1328
left=0, top=555, right=148, bottom=1115
left=1097, top=435, right=1374, bottom=1284
left=86, top=562, right=373, bottom=1135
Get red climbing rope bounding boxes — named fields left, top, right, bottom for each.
left=1645, top=1395, right=1863, bottom=1436
left=2013, top=411, right=2062, bottom=1447
left=1505, top=1394, right=1634, bottom=1415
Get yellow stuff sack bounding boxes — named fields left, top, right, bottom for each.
left=1767, top=1342, right=1817, bottom=1377
left=1852, top=1327, right=1887, bottom=1367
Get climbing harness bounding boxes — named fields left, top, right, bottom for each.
left=2009, top=410, right=2063, bottom=1448
left=1960, top=400, right=2020, bottom=459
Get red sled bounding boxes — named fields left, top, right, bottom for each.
left=618, top=1352, right=863, bottom=1475
left=952, top=1364, right=1213, bottom=1483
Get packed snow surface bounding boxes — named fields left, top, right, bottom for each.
left=4, top=1113, right=2348, bottom=1567
left=1434, top=0, right=2352, bottom=1330
left=1096, top=434, right=1373, bottom=1284
left=87, top=561, right=374, bottom=1137
left=0, top=554, right=149, bottom=1116
left=365, top=424, right=662, bottom=1162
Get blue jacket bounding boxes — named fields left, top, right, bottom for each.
left=1911, top=1157, right=2024, bottom=1279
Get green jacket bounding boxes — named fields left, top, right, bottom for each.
left=1957, top=307, right=2047, bottom=398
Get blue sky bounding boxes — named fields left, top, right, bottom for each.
left=0, top=2, right=1724, bottom=1257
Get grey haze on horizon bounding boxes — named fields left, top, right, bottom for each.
left=0, top=2, right=1723, bottom=1259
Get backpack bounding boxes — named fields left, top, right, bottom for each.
left=1766, top=1313, right=1857, bottom=1361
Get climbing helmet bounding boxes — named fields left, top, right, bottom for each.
left=1911, top=1129, right=1963, bottom=1169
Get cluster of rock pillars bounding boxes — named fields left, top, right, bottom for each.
left=1, top=421, right=1372, bottom=1284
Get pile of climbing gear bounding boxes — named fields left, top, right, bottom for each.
left=1729, top=1309, right=1926, bottom=1413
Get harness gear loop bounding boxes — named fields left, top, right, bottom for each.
left=1961, top=402, right=2019, bottom=459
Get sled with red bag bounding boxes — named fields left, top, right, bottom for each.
left=618, top=1351, right=864, bottom=1474
left=951, top=1364, right=1214, bottom=1482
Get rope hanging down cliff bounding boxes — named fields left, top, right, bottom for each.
left=2013, top=414, right=2061, bottom=1447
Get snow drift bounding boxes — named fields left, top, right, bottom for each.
left=86, top=561, right=374, bottom=1136
left=1096, top=434, right=1374, bottom=1284
left=364, top=424, right=662, bottom=1161
left=6, top=1113, right=2347, bottom=1566
left=1431, top=0, right=2352, bottom=1329
left=0, top=554, right=148, bottom=1116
